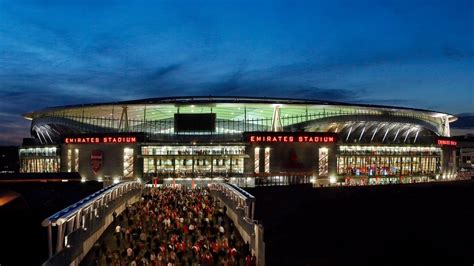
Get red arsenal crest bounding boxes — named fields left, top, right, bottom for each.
left=90, top=150, right=104, bottom=174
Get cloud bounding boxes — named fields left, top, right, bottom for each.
left=0, top=0, right=472, bottom=144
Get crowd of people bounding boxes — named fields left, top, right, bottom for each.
left=92, top=186, right=256, bottom=266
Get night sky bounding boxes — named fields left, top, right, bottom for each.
left=0, top=0, right=473, bottom=145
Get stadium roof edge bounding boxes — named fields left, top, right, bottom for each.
left=22, top=96, right=457, bottom=121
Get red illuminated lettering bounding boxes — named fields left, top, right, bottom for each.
left=65, top=135, right=138, bottom=144
left=247, top=134, right=334, bottom=143
left=437, top=139, right=456, bottom=146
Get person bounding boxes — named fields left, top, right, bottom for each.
left=93, top=242, right=101, bottom=265
left=96, top=186, right=247, bottom=265
left=115, top=232, right=121, bottom=248
left=126, top=247, right=134, bottom=259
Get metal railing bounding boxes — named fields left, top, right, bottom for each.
left=209, top=182, right=256, bottom=221
left=208, top=182, right=264, bottom=265
left=41, top=181, right=143, bottom=265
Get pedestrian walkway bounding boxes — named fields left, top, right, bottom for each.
left=81, top=186, right=256, bottom=266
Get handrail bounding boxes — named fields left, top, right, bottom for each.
left=42, top=182, right=129, bottom=226
left=208, top=182, right=264, bottom=265
left=42, top=181, right=143, bottom=262
left=227, top=183, right=255, bottom=200
left=208, top=182, right=255, bottom=221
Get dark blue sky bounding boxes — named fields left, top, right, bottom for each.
left=0, top=0, right=473, bottom=144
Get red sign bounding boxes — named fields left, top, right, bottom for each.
left=65, top=136, right=137, bottom=144
left=90, top=150, right=104, bottom=174
left=246, top=132, right=336, bottom=143
left=437, top=139, right=457, bottom=146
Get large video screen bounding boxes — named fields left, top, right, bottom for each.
left=174, top=113, right=216, bottom=132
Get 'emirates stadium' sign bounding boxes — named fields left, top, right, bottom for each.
left=437, top=139, right=457, bottom=146
left=64, top=136, right=137, bottom=144
left=244, top=132, right=337, bottom=143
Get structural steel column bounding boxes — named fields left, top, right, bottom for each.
left=271, top=105, right=283, bottom=132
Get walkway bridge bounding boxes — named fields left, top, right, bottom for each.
left=42, top=181, right=143, bottom=266
left=41, top=181, right=264, bottom=266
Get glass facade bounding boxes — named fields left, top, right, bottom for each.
left=19, top=147, right=60, bottom=173
left=337, top=146, right=441, bottom=177
left=142, top=145, right=245, bottom=177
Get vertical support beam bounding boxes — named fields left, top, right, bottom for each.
left=443, top=115, right=450, bottom=137
left=56, top=223, right=64, bottom=254
left=211, top=155, right=214, bottom=178
left=403, top=128, right=413, bottom=143
left=346, top=126, right=353, bottom=142
left=271, top=105, right=282, bottom=132
left=144, top=105, right=147, bottom=122
left=244, top=106, right=247, bottom=132
left=359, top=126, right=366, bottom=142
left=393, top=127, right=401, bottom=142
left=118, top=106, right=129, bottom=132
left=382, top=125, right=391, bottom=143
left=371, top=124, right=381, bottom=142
left=47, top=223, right=53, bottom=258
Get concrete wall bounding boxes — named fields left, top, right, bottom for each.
left=61, top=143, right=140, bottom=181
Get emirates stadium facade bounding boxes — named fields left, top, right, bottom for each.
left=19, top=96, right=458, bottom=186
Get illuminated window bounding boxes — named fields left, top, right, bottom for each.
left=336, top=146, right=441, bottom=176
left=319, top=147, right=329, bottom=176
left=264, top=147, right=270, bottom=173
left=123, top=148, right=134, bottom=178
left=67, top=149, right=72, bottom=172
left=254, top=147, right=260, bottom=173
left=74, top=149, right=79, bottom=172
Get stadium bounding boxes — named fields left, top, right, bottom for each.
left=19, top=96, right=458, bottom=186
